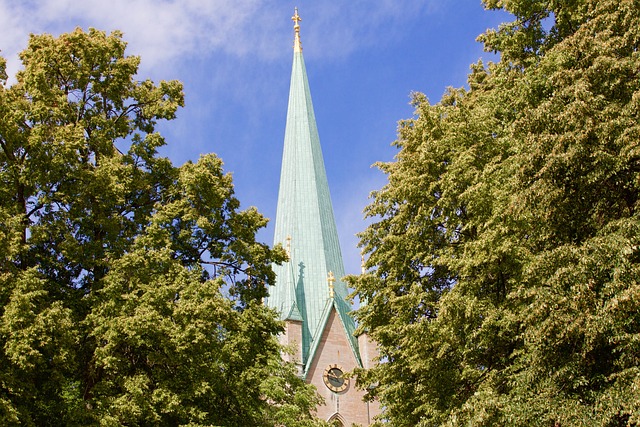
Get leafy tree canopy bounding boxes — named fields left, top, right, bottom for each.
left=348, top=0, right=640, bottom=425
left=0, top=28, right=324, bottom=426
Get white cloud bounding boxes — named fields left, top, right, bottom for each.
left=1, top=0, right=261, bottom=79
left=300, top=0, right=440, bottom=56
left=1, top=0, right=439, bottom=80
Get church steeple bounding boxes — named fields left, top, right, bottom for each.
left=267, top=8, right=361, bottom=374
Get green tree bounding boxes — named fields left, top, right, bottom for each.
left=0, top=29, right=324, bottom=426
left=348, top=1, right=640, bottom=425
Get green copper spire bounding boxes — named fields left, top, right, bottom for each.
left=267, top=9, right=361, bottom=372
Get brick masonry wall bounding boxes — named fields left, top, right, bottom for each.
left=304, top=309, right=380, bottom=425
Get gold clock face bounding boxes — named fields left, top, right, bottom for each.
left=323, top=364, right=349, bottom=392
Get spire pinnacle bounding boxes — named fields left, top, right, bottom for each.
left=292, top=7, right=302, bottom=53
left=327, top=271, right=335, bottom=298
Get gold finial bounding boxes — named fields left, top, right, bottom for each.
left=292, top=7, right=302, bottom=53
left=285, top=235, right=292, bottom=258
left=327, top=271, right=335, bottom=298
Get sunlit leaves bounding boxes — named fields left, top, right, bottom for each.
left=0, top=29, right=322, bottom=425
left=350, top=0, right=640, bottom=425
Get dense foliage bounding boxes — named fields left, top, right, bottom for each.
left=0, top=29, right=324, bottom=426
left=348, top=0, right=640, bottom=425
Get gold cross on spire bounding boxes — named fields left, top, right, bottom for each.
left=292, top=7, right=301, bottom=27
left=292, top=7, right=302, bottom=52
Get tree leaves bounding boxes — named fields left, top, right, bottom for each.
left=350, top=0, right=640, bottom=425
left=0, top=29, right=322, bottom=426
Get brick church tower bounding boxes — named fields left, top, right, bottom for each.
left=265, top=9, right=380, bottom=426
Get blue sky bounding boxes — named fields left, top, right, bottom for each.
left=1, top=0, right=511, bottom=277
